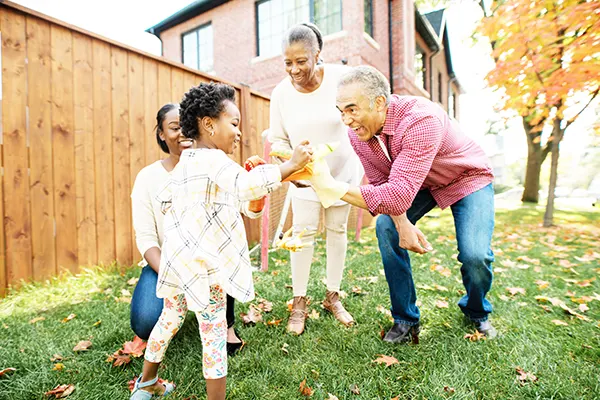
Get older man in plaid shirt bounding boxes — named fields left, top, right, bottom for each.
left=311, top=65, right=497, bottom=343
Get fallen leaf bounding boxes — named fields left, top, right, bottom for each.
left=50, top=354, right=63, bottom=362
left=582, top=344, right=593, bottom=349
left=515, top=367, right=538, bottom=385
left=434, top=284, right=449, bottom=292
left=123, top=336, right=147, bottom=357
left=535, top=296, right=563, bottom=306
left=498, top=294, right=511, bottom=301
left=506, top=287, right=526, bottom=296
left=351, top=286, right=366, bottom=295
left=61, top=314, right=76, bottom=323
left=431, top=264, right=452, bottom=277
left=127, top=277, right=139, bottom=286
left=435, top=300, right=449, bottom=309
left=299, top=379, right=313, bottom=397
left=29, top=316, right=46, bottom=324
left=464, top=330, right=486, bottom=342
left=576, top=278, right=596, bottom=288
left=443, top=386, right=456, bottom=394
left=558, top=259, right=576, bottom=269
left=45, top=384, right=75, bottom=398
left=308, top=309, right=320, bottom=319
left=121, top=289, right=131, bottom=297
left=534, top=266, right=542, bottom=273
left=92, top=320, right=102, bottom=327
left=106, top=350, right=131, bottom=367
left=560, top=303, right=590, bottom=321
left=578, top=304, right=590, bottom=313
left=517, top=256, right=540, bottom=265
left=281, top=343, right=289, bottom=355
left=551, top=319, right=569, bottom=326
left=240, top=305, right=263, bottom=324
left=73, top=340, right=92, bottom=352
left=349, top=383, right=361, bottom=395
left=0, top=368, right=16, bottom=378
left=52, top=363, right=65, bottom=371
left=266, top=319, right=283, bottom=326
left=534, top=280, right=550, bottom=290
left=115, top=296, right=132, bottom=304
left=373, top=354, right=399, bottom=367
left=287, top=298, right=294, bottom=312
left=327, top=394, right=340, bottom=400
left=539, top=305, right=552, bottom=313
left=257, top=298, right=273, bottom=312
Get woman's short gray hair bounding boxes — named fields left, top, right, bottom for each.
left=338, top=65, right=391, bottom=107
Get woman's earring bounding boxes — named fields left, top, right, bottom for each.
left=210, top=130, right=215, bottom=137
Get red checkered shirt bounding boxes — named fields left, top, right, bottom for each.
left=349, top=94, right=494, bottom=216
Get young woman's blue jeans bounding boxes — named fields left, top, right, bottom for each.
left=375, top=184, right=495, bottom=326
left=130, top=265, right=236, bottom=339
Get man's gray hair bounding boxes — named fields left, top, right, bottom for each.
left=338, top=65, right=391, bottom=107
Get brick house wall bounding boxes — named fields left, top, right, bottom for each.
left=156, top=0, right=445, bottom=100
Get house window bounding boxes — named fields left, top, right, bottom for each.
left=313, top=0, right=342, bottom=36
left=414, top=45, right=425, bottom=90
left=256, top=0, right=342, bottom=57
left=364, top=0, right=373, bottom=37
left=448, top=90, right=457, bottom=119
left=182, top=23, right=213, bottom=73
left=438, top=72, right=443, bottom=103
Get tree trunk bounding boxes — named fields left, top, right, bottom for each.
left=543, top=120, right=563, bottom=227
left=522, top=118, right=541, bottom=203
left=521, top=117, right=552, bottom=203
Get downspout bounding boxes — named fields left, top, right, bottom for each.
left=388, top=0, right=394, bottom=93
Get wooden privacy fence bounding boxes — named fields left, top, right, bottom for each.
left=0, top=1, right=370, bottom=296
left=0, top=1, right=274, bottom=295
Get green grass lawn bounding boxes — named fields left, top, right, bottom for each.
left=1, top=200, right=599, bottom=400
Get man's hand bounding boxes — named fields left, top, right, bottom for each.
left=391, top=214, right=433, bottom=254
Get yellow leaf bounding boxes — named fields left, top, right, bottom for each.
left=73, top=340, right=92, bottom=352
left=61, top=314, right=76, bottom=323
left=506, top=287, right=526, bottom=296
left=435, top=300, right=449, bottom=308
left=308, top=309, right=320, bottom=319
left=534, top=280, right=550, bottom=290
left=52, top=363, right=65, bottom=371
left=29, top=317, right=46, bottom=324
left=551, top=319, right=568, bottom=326
left=464, top=330, right=486, bottom=341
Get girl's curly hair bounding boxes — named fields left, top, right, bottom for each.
left=179, top=82, right=236, bottom=140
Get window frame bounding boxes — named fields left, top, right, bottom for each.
left=181, top=21, right=214, bottom=73
left=414, top=44, right=426, bottom=91
left=254, top=0, right=343, bottom=57
left=364, top=0, right=373, bottom=37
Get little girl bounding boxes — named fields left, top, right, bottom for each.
left=130, top=82, right=313, bottom=400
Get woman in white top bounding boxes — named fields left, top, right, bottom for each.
left=130, top=103, right=243, bottom=354
left=269, top=23, right=362, bottom=335
left=131, top=82, right=312, bottom=400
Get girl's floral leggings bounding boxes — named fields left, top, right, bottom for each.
left=144, top=285, right=227, bottom=379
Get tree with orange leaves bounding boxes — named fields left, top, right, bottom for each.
left=479, top=0, right=600, bottom=226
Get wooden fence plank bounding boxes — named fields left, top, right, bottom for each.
left=92, top=39, right=115, bottom=264
left=171, top=68, right=184, bottom=105
left=0, top=7, right=5, bottom=295
left=128, top=52, right=145, bottom=262
left=143, top=59, right=159, bottom=165
left=73, top=32, right=97, bottom=266
left=51, top=25, right=78, bottom=272
left=1, top=9, right=32, bottom=287
left=111, top=46, right=132, bottom=266
left=26, top=16, right=56, bottom=280
left=157, top=64, right=171, bottom=161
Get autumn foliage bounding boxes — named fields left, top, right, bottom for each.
left=480, top=0, right=600, bottom=125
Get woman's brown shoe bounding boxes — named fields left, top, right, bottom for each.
left=287, top=296, right=308, bottom=335
left=322, top=291, right=354, bottom=327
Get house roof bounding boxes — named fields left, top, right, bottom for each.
left=146, top=0, right=229, bottom=36
left=415, top=8, right=441, bottom=52
left=423, top=8, right=463, bottom=93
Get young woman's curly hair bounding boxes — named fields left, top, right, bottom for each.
left=179, top=82, right=236, bottom=140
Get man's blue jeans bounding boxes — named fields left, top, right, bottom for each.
left=376, top=184, right=495, bottom=326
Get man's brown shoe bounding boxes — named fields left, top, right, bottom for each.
left=287, top=296, right=308, bottom=335
left=322, top=291, right=354, bottom=327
